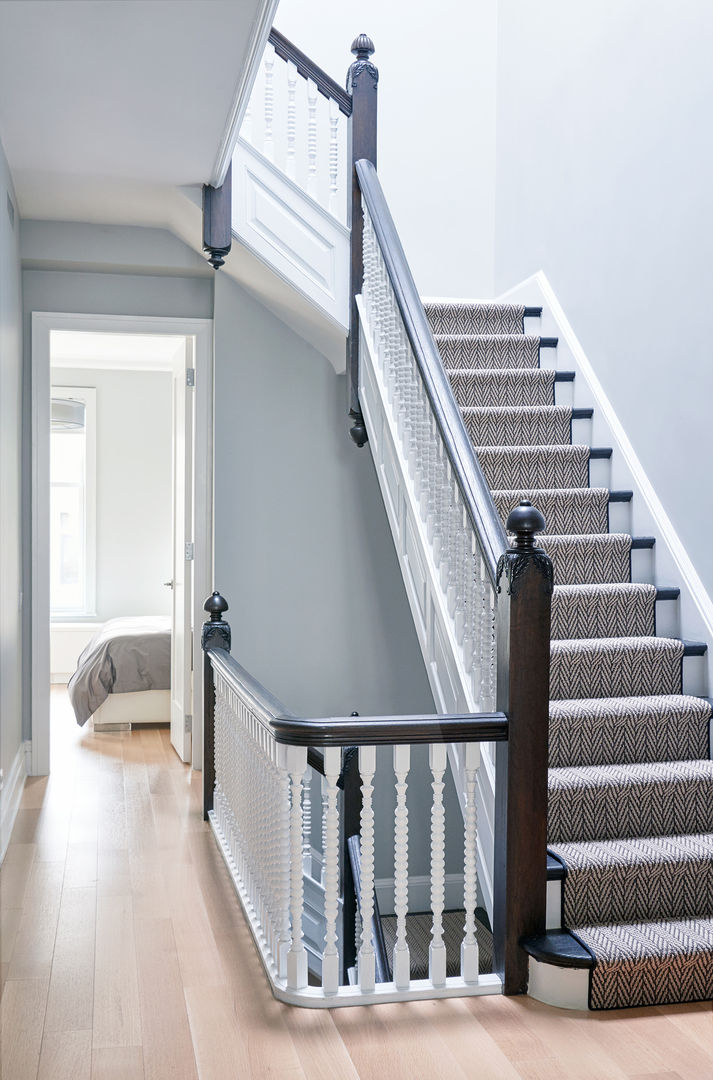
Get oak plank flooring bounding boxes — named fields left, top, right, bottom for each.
left=2, top=687, right=713, bottom=1079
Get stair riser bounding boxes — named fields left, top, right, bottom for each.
left=588, top=455, right=611, bottom=489
left=656, top=595, right=680, bottom=639
left=631, top=545, right=655, bottom=584
left=571, top=414, right=593, bottom=445
left=548, top=777, right=713, bottom=844
left=560, top=861, right=713, bottom=927
left=554, top=380, right=574, bottom=408
left=550, top=651, right=703, bottom=700
left=608, top=498, right=632, bottom=534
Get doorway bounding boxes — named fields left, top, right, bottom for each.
left=31, top=313, right=213, bottom=776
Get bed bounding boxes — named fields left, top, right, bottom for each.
left=68, top=615, right=171, bottom=731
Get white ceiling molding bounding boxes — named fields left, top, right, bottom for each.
left=210, top=0, right=280, bottom=189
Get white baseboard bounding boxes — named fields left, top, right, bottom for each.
left=0, top=741, right=29, bottom=863
left=375, top=874, right=466, bottom=916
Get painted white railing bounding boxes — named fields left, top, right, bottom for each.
left=207, top=647, right=503, bottom=1007
left=240, top=31, right=350, bottom=226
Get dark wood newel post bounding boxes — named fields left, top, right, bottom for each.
left=201, top=591, right=231, bottom=820
left=346, top=34, right=378, bottom=448
left=493, top=501, right=553, bottom=994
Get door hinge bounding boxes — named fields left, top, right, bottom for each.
left=185, top=367, right=196, bottom=387
left=185, top=541, right=194, bottom=561
left=184, top=714, right=192, bottom=734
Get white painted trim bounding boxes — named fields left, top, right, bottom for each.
left=527, top=956, right=590, bottom=1010
left=232, top=138, right=350, bottom=339
left=0, top=740, right=29, bottom=863
left=210, top=0, right=281, bottom=187
left=375, top=873, right=466, bottom=915
left=31, top=313, right=214, bottom=776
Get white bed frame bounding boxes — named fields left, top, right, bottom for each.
left=91, top=689, right=171, bottom=732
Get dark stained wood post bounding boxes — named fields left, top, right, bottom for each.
left=201, top=591, right=231, bottom=820
left=493, top=501, right=553, bottom=994
left=338, top=744, right=361, bottom=981
left=202, top=164, right=232, bottom=270
left=346, top=34, right=378, bottom=447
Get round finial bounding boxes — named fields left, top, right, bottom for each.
left=349, top=413, right=368, bottom=447
left=351, top=33, right=375, bottom=60
left=506, top=500, right=546, bottom=550
left=204, top=590, right=229, bottom=621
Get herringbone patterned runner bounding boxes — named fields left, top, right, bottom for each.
left=423, top=299, right=713, bottom=1009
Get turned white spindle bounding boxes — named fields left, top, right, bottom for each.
left=429, top=743, right=448, bottom=988
left=286, top=60, right=297, bottom=178
left=276, top=749, right=291, bottom=978
left=328, top=97, right=340, bottom=215
left=321, top=747, right=341, bottom=994
left=461, top=742, right=480, bottom=982
left=263, top=47, right=275, bottom=160
left=392, top=744, right=411, bottom=990
left=302, top=765, right=312, bottom=876
left=286, top=746, right=308, bottom=990
left=358, top=745, right=377, bottom=992
left=306, top=78, right=318, bottom=196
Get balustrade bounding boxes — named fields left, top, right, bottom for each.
left=239, top=29, right=351, bottom=225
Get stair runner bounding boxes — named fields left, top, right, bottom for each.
left=424, top=300, right=713, bottom=1010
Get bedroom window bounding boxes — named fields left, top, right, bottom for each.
left=50, top=387, right=96, bottom=616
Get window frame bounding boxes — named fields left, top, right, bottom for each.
left=49, top=384, right=97, bottom=620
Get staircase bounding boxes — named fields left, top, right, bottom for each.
left=419, top=296, right=713, bottom=1010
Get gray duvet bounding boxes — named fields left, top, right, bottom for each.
left=68, top=616, right=171, bottom=726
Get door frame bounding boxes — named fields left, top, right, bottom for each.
left=31, top=311, right=214, bottom=775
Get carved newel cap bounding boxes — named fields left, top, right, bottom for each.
left=204, top=590, right=229, bottom=621
left=506, top=500, right=546, bottom=551
left=351, top=33, right=375, bottom=59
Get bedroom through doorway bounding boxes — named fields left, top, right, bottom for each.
left=31, top=313, right=213, bottom=778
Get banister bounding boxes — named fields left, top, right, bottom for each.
left=355, top=158, right=508, bottom=585
left=207, top=646, right=507, bottom=747
left=268, top=27, right=352, bottom=116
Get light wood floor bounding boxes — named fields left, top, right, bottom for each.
left=2, top=689, right=713, bottom=1080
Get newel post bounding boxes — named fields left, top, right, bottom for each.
left=493, top=501, right=553, bottom=994
left=201, top=591, right=231, bottom=820
left=346, top=34, right=378, bottom=447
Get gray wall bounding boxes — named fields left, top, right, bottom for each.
left=0, top=136, right=24, bottom=786
left=275, top=0, right=499, bottom=299
left=213, top=270, right=433, bottom=718
left=50, top=366, right=173, bottom=621
left=495, top=0, right=713, bottom=596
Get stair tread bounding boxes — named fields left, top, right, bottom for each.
left=574, top=917, right=713, bottom=1009
left=552, top=831, right=713, bottom=871
left=549, top=758, right=713, bottom=788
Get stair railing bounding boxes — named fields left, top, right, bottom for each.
left=202, top=592, right=509, bottom=1006
left=354, top=159, right=553, bottom=993
left=239, top=27, right=352, bottom=224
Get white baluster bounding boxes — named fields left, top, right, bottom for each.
left=286, top=60, right=297, bottom=179
left=328, top=97, right=340, bottom=216
left=461, top=742, right=480, bottom=982
left=358, top=745, right=376, bottom=992
left=429, top=743, right=447, bottom=988
left=306, top=78, right=318, bottom=197
left=302, top=765, right=312, bottom=876
left=392, top=744, right=410, bottom=990
left=321, top=746, right=341, bottom=995
left=287, top=745, right=308, bottom=990
left=276, top=747, right=291, bottom=978
left=263, top=46, right=275, bottom=161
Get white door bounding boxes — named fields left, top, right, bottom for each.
left=170, top=342, right=194, bottom=761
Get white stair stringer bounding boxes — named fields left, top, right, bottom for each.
left=356, top=298, right=496, bottom=922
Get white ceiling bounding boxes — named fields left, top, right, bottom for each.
left=0, top=0, right=272, bottom=227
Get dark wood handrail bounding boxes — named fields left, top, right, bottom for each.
left=355, top=159, right=508, bottom=585
left=207, top=648, right=507, bottom=747
left=269, top=28, right=352, bottom=116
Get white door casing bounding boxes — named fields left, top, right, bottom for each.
left=31, top=312, right=213, bottom=776
left=170, top=343, right=194, bottom=762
